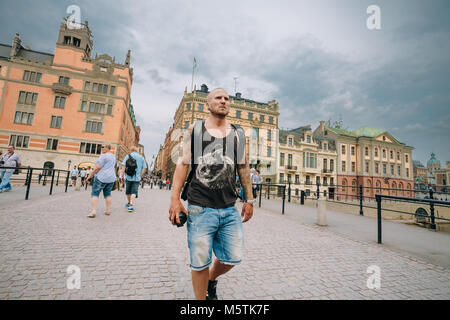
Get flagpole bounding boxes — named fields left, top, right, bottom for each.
left=191, top=57, right=196, bottom=92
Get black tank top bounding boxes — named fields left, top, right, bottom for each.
left=187, top=123, right=237, bottom=209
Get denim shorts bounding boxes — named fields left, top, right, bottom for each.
left=125, top=180, right=140, bottom=196
left=187, top=204, right=244, bottom=271
left=91, top=177, right=114, bottom=198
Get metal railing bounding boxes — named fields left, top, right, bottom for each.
left=1, top=166, right=70, bottom=200
left=375, top=194, right=450, bottom=243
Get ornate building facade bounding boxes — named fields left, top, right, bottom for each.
left=313, top=121, right=415, bottom=199
left=277, top=125, right=338, bottom=199
left=0, top=18, right=140, bottom=171
left=158, top=84, right=280, bottom=181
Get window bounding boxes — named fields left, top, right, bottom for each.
left=383, top=149, right=386, bottom=158
left=287, top=174, right=292, bottom=183
left=342, top=145, right=346, bottom=155
left=18, top=91, right=38, bottom=105
left=186, top=103, right=191, bottom=111
left=288, top=137, right=293, bottom=146
left=93, top=83, right=98, bottom=92
left=110, top=86, right=116, bottom=95
left=50, top=116, right=62, bottom=129
left=107, top=105, right=113, bottom=115
left=295, top=175, right=300, bottom=184
left=14, top=111, right=34, bottom=125
left=236, top=110, right=241, bottom=118
left=375, top=162, right=379, bottom=174
left=280, top=153, right=285, bottom=166
left=352, top=180, right=357, bottom=193
left=390, top=150, right=393, bottom=159
left=306, top=175, right=311, bottom=185
left=267, top=146, right=272, bottom=157
left=252, top=127, right=259, bottom=138
left=351, top=146, right=355, bottom=156
left=351, top=162, right=356, bottom=172
left=23, top=70, right=42, bottom=83
left=307, top=135, right=311, bottom=143
left=330, top=177, right=334, bottom=185
left=98, top=84, right=103, bottom=93
left=375, top=148, right=378, bottom=157
left=260, top=115, right=264, bottom=122
left=85, top=121, right=103, bottom=133
left=383, top=163, right=387, bottom=174
left=405, top=154, right=409, bottom=163
left=81, top=101, right=88, bottom=112
left=59, top=76, right=69, bottom=85
left=267, top=129, right=272, bottom=141
left=397, top=152, right=400, bottom=161
left=84, top=82, right=90, bottom=91
left=330, top=159, right=334, bottom=172
left=248, top=112, right=253, bottom=120
left=9, top=135, right=29, bottom=148
left=342, top=179, right=347, bottom=192
left=269, top=116, right=273, bottom=124
left=303, top=152, right=317, bottom=168
left=279, top=173, right=284, bottom=183
left=103, top=84, right=108, bottom=94
left=365, top=147, right=369, bottom=156
left=397, top=165, right=401, bottom=176
left=406, top=168, right=409, bottom=177
left=185, top=121, right=190, bottom=129
left=46, top=138, right=58, bottom=150
left=365, top=162, right=369, bottom=173
left=288, top=154, right=293, bottom=166
left=342, top=161, right=346, bottom=172
left=198, top=104, right=204, bottom=112
left=323, top=159, right=328, bottom=171
left=54, top=96, right=66, bottom=109
left=390, top=164, right=394, bottom=175
left=324, top=143, right=327, bottom=150
left=80, top=142, right=102, bottom=155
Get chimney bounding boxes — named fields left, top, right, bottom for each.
left=320, top=120, right=325, bottom=135
left=10, top=33, right=22, bottom=58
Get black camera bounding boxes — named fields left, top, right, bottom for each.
left=176, top=212, right=187, bottom=228
left=0, top=161, right=4, bottom=165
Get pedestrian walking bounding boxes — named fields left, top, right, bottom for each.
left=120, top=146, right=147, bottom=213
left=70, top=165, right=78, bottom=187
left=168, top=88, right=254, bottom=300
left=85, top=166, right=92, bottom=190
left=79, top=168, right=87, bottom=187
left=0, top=146, right=22, bottom=193
left=86, top=144, right=117, bottom=218
left=38, top=172, right=43, bottom=185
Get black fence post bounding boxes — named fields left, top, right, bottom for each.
left=288, top=182, right=291, bottom=203
left=65, top=171, right=69, bottom=193
left=301, top=190, right=305, bottom=205
left=267, top=185, right=270, bottom=200
left=282, top=186, right=286, bottom=215
left=141, top=179, right=144, bottom=189
left=376, top=194, right=382, bottom=244
left=359, top=185, right=364, bottom=216
left=429, top=189, right=436, bottom=230
left=49, top=169, right=55, bottom=195
left=56, top=170, right=60, bottom=186
left=43, top=173, right=47, bottom=186
left=25, top=168, right=33, bottom=200
left=259, top=184, right=262, bottom=208
left=317, top=183, right=320, bottom=200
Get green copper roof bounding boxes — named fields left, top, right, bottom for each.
left=427, top=152, right=440, bottom=165
left=326, top=126, right=386, bottom=138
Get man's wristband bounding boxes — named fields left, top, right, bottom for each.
left=245, top=199, right=256, bottom=206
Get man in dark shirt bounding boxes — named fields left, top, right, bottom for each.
left=169, top=88, right=254, bottom=300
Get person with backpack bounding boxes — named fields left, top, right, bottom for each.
left=168, top=88, right=254, bottom=300
left=120, top=146, right=147, bottom=213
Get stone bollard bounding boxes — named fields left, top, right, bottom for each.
left=75, top=176, right=81, bottom=191
left=317, top=196, right=327, bottom=226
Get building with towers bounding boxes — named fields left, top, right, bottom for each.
left=0, top=18, right=141, bottom=171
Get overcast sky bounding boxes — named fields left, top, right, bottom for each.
left=1, top=0, right=449, bottom=166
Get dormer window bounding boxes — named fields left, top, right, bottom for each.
left=306, top=135, right=311, bottom=143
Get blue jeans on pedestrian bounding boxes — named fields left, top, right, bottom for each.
left=187, top=204, right=244, bottom=271
left=0, top=170, right=13, bottom=191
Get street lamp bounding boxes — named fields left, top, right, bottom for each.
left=67, top=159, right=72, bottom=171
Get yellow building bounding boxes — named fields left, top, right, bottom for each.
left=162, top=84, right=280, bottom=181
left=278, top=125, right=338, bottom=199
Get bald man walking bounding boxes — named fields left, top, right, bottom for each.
left=169, top=88, right=254, bottom=300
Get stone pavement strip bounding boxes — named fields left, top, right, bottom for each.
left=0, top=187, right=449, bottom=300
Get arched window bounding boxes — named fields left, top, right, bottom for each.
left=376, top=180, right=382, bottom=194
left=352, top=180, right=357, bottom=193
left=342, top=179, right=347, bottom=192
left=399, top=182, right=404, bottom=196
left=367, top=180, right=372, bottom=194
left=43, top=161, right=54, bottom=176
left=392, top=182, right=397, bottom=196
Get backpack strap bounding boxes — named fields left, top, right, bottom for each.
left=181, top=120, right=203, bottom=201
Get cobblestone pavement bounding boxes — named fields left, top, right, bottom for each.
left=0, top=188, right=449, bottom=300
